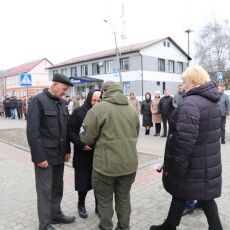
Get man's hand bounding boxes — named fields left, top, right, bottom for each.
left=83, top=145, right=92, bottom=151
left=37, top=160, right=49, bottom=168
left=64, top=154, right=71, bottom=162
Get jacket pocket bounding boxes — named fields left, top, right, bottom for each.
left=42, top=139, right=58, bottom=147
left=44, top=110, right=57, bottom=116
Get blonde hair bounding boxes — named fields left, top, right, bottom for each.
left=181, top=65, right=210, bottom=86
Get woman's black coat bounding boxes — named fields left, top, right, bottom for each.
left=68, top=91, right=97, bottom=170
left=163, top=81, right=222, bottom=200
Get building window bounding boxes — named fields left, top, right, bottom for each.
left=158, top=58, right=165, bottom=72
left=61, top=68, right=67, bottom=75
left=168, top=60, right=175, bottom=73
left=53, top=70, right=58, bottom=76
left=163, top=41, right=166, bottom=47
left=71, top=67, right=77, bottom=77
left=120, top=58, right=129, bottom=71
left=81, top=65, right=88, bottom=76
left=177, top=62, right=183, bottom=74
left=105, top=60, right=112, bottom=73
left=92, top=63, right=100, bottom=75
left=167, top=42, right=170, bottom=47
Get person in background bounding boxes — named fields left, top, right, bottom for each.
left=80, top=81, right=139, bottom=230
left=68, top=89, right=101, bottom=219
left=158, top=90, right=173, bottom=137
left=151, top=91, right=162, bottom=136
left=27, top=73, right=75, bottom=230
left=72, top=95, right=81, bottom=109
left=3, top=96, right=11, bottom=118
left=22, top=96, right=27, bottom=119
left=141, top=92, right=153, bottom=135
left=150, top=65, right=223, bottom=230
left=172, top=84, right=184, bottom=109
left=9, top=96, right=17, bottom=119
left=218, top=84, right=230, bottom=144
left=16, top=97, right=22, bottom=119
left=129, top=92, right=140, bottom=114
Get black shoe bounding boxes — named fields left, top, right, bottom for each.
left=150, top=222, right=176, bottom=230
left=45, top=224, right=56, bottom=230
left=51, top=212, right=75, bottom=224
left=160, top=135, right=166, bottom=138
left=78, top=205, right=88, bottom=218
left=221, top=139, right=225, bottom=144
left=153, top=133, right=159, bottom=136
left=182, top=208, right=194, bottom=216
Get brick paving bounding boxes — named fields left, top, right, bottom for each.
left=0, top=117, right=230, bottom=230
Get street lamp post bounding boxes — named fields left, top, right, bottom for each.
left=185, top=29, right=193, bottom=65
left=104, top=20, right=123, bottom=87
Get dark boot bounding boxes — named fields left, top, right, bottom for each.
left=150, top=221, right=176, bottom=230
left=78, top=204, right=88, bottom=218
left=146, top=129, right=150, bottom=135
left=78, top=192, right=88, bottom=218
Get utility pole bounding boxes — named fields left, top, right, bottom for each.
left=104, top=20, right=123, bottom=88
left=185, top=29, right=193, bottom=65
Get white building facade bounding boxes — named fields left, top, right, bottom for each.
left=48, top=37, right=190, bottom=99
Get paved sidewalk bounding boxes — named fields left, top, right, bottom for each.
left=0, top=118, right=230, bottom=229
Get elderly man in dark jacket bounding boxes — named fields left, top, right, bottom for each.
left=150, top=66, right=223, bottom=230
left=27, top=73, right=75, bottom=230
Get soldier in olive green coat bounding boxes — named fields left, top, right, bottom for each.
left=80, top=81, right=139, bottom=230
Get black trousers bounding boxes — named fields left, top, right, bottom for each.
left=155, top=123, right=161, bottom=134
left=35, top=164, right=64, bottom=230
left=161, top=116, right=169, bottom=136
left=221, top=116, right=226, bottom=142
left=166, top=196, right=223, bottom=230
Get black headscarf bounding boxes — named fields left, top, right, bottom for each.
left=84, top=89, right=101, bottom=109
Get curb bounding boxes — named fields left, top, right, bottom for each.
left=0, top=139, right=163, bottom=171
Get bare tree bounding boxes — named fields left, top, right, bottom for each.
left=195, top=19, right=230, bottom=88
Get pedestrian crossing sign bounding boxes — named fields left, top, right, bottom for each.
left=20, top=73, right=32, bottom=86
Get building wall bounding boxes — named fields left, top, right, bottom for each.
left=5, top=59, right=52, bottom=97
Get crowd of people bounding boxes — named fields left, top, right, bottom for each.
left=0, top=95, right=32, bottom=119
left=5, top=66, right=229, bottom=230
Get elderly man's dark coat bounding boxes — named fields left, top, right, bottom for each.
left=27, top=91, right=70, bottom=165
left=163, top=81, right=222, bottom=200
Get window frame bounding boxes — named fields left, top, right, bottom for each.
left=120, top=57, right=129, bottom=71
left=168, top=60, right=175, bottom=73
left=158, top=58, right=165, bottom=72
left=81, top=65, right=88, bottom=76
left=177, top=62, right=183, bottom=74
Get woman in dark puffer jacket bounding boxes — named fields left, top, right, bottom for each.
left=150, top=65, right=223, bottom=230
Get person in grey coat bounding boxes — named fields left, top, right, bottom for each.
left=172, top=84, right=184, bottom=109
left=218, top=85, right=230, bottom=144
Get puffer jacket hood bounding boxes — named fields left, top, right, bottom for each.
left=102, top=82, right=128, bottom=105
left=185, top=81, right=220, bottom=103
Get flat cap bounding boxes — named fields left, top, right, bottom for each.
left=53, top=73, right=74, bottom=86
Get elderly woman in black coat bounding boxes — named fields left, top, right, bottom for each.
left=141, top=92, right=153, bottom=135
left=68, top=89, right=101, bottom=218
left=150, top=65, right=223, bottom=230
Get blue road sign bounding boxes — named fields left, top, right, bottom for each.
left=20, top=73, right=32, bottom=86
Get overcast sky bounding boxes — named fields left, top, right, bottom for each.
left=0, top=0, right=229, bottom=69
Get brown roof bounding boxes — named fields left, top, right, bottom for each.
left=1, top=58, right=53, bottom=78
left=49, top=37, right=191, bottom=69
